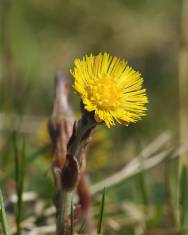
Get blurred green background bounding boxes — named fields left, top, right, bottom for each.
left=0, top=0, right=187, bottom=234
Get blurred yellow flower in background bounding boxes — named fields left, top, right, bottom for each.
left=71, top=52, right=148, bottom=128
left=38, top=120, right=51, bottom=147
left=87, top=127, right=112, bottom=171
left=37, top=120, right=52, bottom=160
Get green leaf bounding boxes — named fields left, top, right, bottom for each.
left=97, top=188, right=106, bottom=234
left=70, top=200, right=74, bottom=235
left=12, top=133, right=26, bottom=235
left=0, top=189, right=10, bottom=235
left=179, top=165, right=188, bottom=232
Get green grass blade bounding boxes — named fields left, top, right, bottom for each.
left=70, top=200, right=74, bottom=235
left=0, top=189, right=10, bottom=235
left=97, top=188, right=106, bottom=234
left=12, top=132, right=19, bottom=193
left=179, top=165, right=188, bottom=233
left=138, top=171, right=149, bottom=206
left=17, top=139, right=26, bottom=235
left=12, top=133, right=26, bottom=235
left=78, top=221, right=85, bottom=234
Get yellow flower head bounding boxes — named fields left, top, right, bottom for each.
left=71, top=52, right=148, bottom=128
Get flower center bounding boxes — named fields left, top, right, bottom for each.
left=87, top=75, right=121, bottom=110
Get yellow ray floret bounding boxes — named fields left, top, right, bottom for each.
left=71, top=52, right=148, bottom=128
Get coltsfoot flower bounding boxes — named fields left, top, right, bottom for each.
left=71, top=52, right=148, bottom=128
